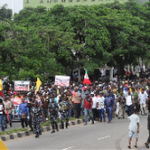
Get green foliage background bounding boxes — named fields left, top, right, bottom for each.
left=0, top=1, right=150, bottom=82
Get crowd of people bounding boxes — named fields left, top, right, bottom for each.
left=0, top=76, right=150, bottom=148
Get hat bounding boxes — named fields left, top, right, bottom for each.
left=85, top=92, right=90, bottom=95
left=99, top=91, right=103, bottom=94
left=91, top=92, right=94, bottom=95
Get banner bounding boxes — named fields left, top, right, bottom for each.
left=55, top=75, right=70, bottom=87
left=14, top=81, right=30, bottom=91
left=11, top=98, right=22, bottom=121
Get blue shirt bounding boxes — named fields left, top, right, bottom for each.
left=104, top=96, right=115, bottom=107
left=49, top=98, right=58, bottom=103
left=18, top=103, right=29, bottom=116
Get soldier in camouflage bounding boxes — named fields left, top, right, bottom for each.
left=48, top=96, right=59, bottom=133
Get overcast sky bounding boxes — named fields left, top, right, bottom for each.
left=0, top=0, right=23, bottom=14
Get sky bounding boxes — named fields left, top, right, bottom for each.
left=0, top=0, right=23, bottom=14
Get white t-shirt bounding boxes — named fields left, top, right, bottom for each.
left=96, top=97, right=105, bottom=109
left=139, top=92, right=147, bottom=104
left=92, top=97, right=98, bottom=109
left=0, top=104, right=3, bottom=114
left=128, top=114, right=140, bottom=132
left=126, top=95, right=132, bottom=106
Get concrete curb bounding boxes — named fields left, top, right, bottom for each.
left=0, top=119, right=84, bottom=141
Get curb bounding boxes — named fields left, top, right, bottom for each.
left=0, top=119, right=84, bottom=141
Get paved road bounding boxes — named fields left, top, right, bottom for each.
left=4, top=115, right=148, bottom=150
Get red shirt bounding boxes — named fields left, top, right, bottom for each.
left=84, top=97, right=93, bottom=109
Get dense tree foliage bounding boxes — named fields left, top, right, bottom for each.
left=0, top=1, right=150, bottom=81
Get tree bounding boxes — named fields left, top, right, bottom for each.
left=0, top=4, right=12, bottom=21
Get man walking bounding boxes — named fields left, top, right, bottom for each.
left=84, top=92, right=94, bottom=125
left=132, top=88, right=139, bottom=113
left=104, top=92, right=115, bottom=123
left=128, top=107, right=140, bottom=149
left=139, top=89, right=147, bottom=115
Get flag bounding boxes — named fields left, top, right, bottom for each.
left=0, top=79, right=3, bottom=91
left=83, top=70, right=91, bottom=85
left=36, top=77, right=42, bottom=92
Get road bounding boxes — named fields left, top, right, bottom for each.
left=4, top=115, right=148, bottom=150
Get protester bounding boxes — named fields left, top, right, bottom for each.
left=126, top=91, right=133, bottom=116
left=139, top=89, right=147, bottom=115
left=104, top=92, right=115, bottom=123
left=84, top=92, right=94, bottom=125
left=128, top=107, right=140, bottom=149
left=18, top=98, right=29, bottom=128
left=72, top=87, right=81, bottom=120
left=3, top=95, right=12, bottom=128
left=145, top=95, right=150, bottom=148
left=0, top=98, right=5, bottom=131
left=96, top=91, right=105, bottom=122
left=41, top=94, right=49, bottom=119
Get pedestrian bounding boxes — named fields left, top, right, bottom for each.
left=18, top=98, right=29, bottom=128
left=145, top=95, right=150, bottom=148
left=72, top=87, right=81, bottom=120
left=3, top=95, right=12, bottom=128
left=41, top=93, right=49, bottom=119
left=48, top=96, right=59, bottom=133
left=132, top=88, right=139, bottom=113
left=118, top=92, right=126, bottom=119
left=27, top=96, right=33, bottom=131
left=139, top=89, right=147, bottom=115
left=31, top=101, right=45, bottom=138
left=96, top=91, right=106, bottom=122
left=125, top=91, right=133, bottom=116
left=91, top=92, right=98, bottom=122
left=0, top=98, right=5, bottom=131
left=104, top=92, right=115, bottom=123
left=60, top=94, right=72, bottom=129
left=84, top=92, right=94, bottom=125
left=128, top=107, right=140, bottom=149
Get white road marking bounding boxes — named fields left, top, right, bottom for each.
left=98, top=135, right=110, bottom=140
left=62, top=146, right=73, bottom=150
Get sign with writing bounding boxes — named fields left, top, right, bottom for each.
left=11, top=98, right=22, bottom=121
left=55, top=75, right=70, bottom=87
left=14, top=81, right=30, bottom=91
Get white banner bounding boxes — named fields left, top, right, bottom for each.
left=55, top=75, right=70, bottom=87
left=14, top=81, right=30, bottom=91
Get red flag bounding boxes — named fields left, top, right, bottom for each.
left=0, top=91, right=3, bottom=97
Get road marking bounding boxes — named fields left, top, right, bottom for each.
left=98, top=135, right=110, bottom=140
left=62, top=146, right=73, bottom=150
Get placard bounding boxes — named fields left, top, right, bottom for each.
left=55, top=75, right=70, bottom=87
left=14, top=81, right=30, bottom=91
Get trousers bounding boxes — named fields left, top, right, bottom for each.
left=84, top=108, right=94, bottom=123
left=61, top=111, right=69, bottom=124
left=140, top=103, right=146, bottom=115
left=0, top=115, right=4, bottom=131
left=43, top=109, right=48, bottom=119
left=106, top=107, right=113, bottom=122
left=126, top=105, right=132, bottom=116
left=74, top=103, right=81, bottom=119
left=21, top=118, right=27, bottom=128
left=118, top=105, right=125, bottom=118
left=98, top=109, right=105, bottom=121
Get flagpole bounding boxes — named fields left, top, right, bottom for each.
left=12, top=0, right=14, bottom=18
